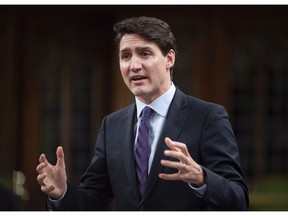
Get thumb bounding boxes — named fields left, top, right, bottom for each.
left=56, top=146, right=65, bottom=168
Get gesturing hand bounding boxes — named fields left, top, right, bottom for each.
left=36, top=146, right=67, bottom=199
left=159, top=137, right=205, bottom=186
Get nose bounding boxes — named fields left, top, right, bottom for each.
left=130, top=56, right=142, bottom=72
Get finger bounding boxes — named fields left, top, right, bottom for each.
left=161, top=159, right=186, bottom=171
left=37, top=173, right=46, bottom=185
left=56, top=146, right=65, bottom=168
left=165, top=138, right=193, bottom=160
left=41, top=184, right=55, bottom=194
left=36, top=163, right=46, bottom=174
left=164, top=150, right=188, bottom=164
left=165, top=137, right=189, bottom=155
left=39, top=153, right=48, bottom=164
left=159, top=172, right=179, bottom=181
left=165, top=137, right=182, bottom=152
left=36, top=163, right=42, bottom=173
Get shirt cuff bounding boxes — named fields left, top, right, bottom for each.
left=188, top=183, right=207, bottom=197
left=47, top=187, right=67, bottom=210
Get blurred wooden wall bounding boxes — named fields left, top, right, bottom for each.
left=0, top=5, right=287, bottom=210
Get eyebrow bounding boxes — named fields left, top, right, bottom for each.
left=120, top=46, right=153, bottom=54
left=120, top=48, right=130, bottom=54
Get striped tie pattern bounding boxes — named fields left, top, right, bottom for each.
left=135, top=106, right=153, bottom=197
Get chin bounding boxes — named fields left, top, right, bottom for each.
left=131, top=86, right=146, bottom=94
left=133, top=91, right=146, bottom=97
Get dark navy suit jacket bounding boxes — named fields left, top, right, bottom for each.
left=54, top=88, right=249, bottom=210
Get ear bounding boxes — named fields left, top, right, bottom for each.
left=165, top=49, right=175, bottom=70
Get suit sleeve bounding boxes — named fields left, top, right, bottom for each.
left=200, top=105, right=249, bottom=210
left=54, top=116, right=113, bottom=210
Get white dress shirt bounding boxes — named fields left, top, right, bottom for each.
left=134, top=83, right=176, bottom=173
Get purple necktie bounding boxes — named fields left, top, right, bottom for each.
left=135, top=106, right=153, bottom=197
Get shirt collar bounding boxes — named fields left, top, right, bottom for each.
left=135, top=82, right=176, bottom=119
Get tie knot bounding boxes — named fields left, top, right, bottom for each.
left=141, top=106, right=153, bottom=118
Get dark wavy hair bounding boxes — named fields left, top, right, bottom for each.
left=113, top=16, right=177, bottom=76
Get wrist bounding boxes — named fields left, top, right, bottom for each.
left=196, top=167, right=206, bottom=187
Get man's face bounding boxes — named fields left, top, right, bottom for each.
left=119, top=34, right=175, bottom=104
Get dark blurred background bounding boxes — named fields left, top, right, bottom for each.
left=0, top=5, right=287, bottom=210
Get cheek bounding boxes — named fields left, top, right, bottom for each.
left=152, top=65, right=167, bottom=80
left=120, top=67, right=130, bottom=85
left=120, top=61, right=131, bottom=71
left=120, top=70, right=128, bottom=82
left=120, top=63, right=128, bottom=74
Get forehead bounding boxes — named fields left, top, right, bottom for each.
left=119, top=34, right=159, bottom=52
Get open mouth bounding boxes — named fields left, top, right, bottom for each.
left=131, top=75, right=147, bottom=82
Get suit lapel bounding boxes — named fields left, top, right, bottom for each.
left=120, top=104, right=141, bottom=200
left=142, top=89, right=190, bottom=201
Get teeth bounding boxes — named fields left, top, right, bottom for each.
left=133, top=76, right=145, bottom=80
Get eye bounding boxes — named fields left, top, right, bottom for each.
left=141, top=51, right=151, bottom=58
left=121, top=53, right=131, bottom=61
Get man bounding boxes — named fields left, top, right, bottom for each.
left=36, top=16, right=249, bottom=210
